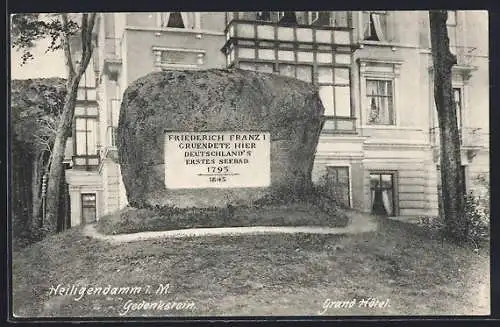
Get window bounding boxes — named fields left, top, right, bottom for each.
left=75, top=117, right=98, bottom=156
left=256, top=11, right=272, bottom=21
left=73, top=104, right=99, bottom=168
left=159, top=12, right=199, bottom=29
left=107, top=126, right=117, bottom=147
left=277, top=64, right=313, bottom=83
left=363, top=11, right=387, bottom=41
left=453, top=87, right=463, bottom=130
left=167, top=12, right=185, bottom=28
left=278, top=11, right=297, bottom=25
left=307, top=11, right=348, bottom=27
left=309, top=11, right=331, bottom=26
left=326, top=166, right=351, bottom=207
left=319, top=67, right=353, bottom=132
left=317, top=66, right=355, bottom=133
left=81, top=193, right=97, bottom=224
left=370, top=173, right=396, bottom=216
left=366, top=79, right=394, bottom=125
left=319, top=67, right=351, bottom=117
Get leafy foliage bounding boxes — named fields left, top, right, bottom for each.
left=11, top=14, right=79, bottom=65
left=11, top=78, right=67, bottom=250
left=418, top=174, right=490, bottom=249
left=12, top=12, right=97, bottom=235
left=11, top=78, right=66, bottom=153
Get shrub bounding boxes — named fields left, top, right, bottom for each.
left=418, top=173, right=489, bottom=248
left=253, top=186, right=312, bottom=207
left=464, top=192, right=489, bottom=247
left=13, top=224, right=50, bottom=251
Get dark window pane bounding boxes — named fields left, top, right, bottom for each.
left=312, top=11, right=331, bottom=26
left=168, top=12, right=185, bottom=28
left=256, top=11, right=271, bottom=21
left=82, top=207, right=96, bottom=223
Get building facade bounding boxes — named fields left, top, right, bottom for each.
left=64, top=11, right=489, bottom=226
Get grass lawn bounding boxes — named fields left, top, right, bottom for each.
left=12, top=217, right=489, bottom=318
left=95, top=203, right=348, bottom=235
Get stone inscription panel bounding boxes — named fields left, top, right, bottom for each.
left=165, top=132, right=271, bottom=189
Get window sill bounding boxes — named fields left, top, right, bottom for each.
left=361, top=124, right=402, bottom=129
left=359, top=40, right=415, bottom=50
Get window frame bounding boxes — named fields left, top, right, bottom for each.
left=318, top=66, right=353, bottom=118
left=362, top=11, right=388, bottom=42
left=308, top=11, right=332, bottom=26
left=256, top=11, right=272, bottom=22
left=74, top=116, right=98, bottom=156
left=158, top=12, right=201, bottom=29
left=359, top=59, right=402, bottom=128
left=325, top=165, right=352, bottom=208
left=73, top=102, right=99, bottom=169
left=369, top=170, right=398, bottom=216
left=81, top=193, right=97, bottom=224
left=365, top=78, right=395, bottom=126
left=453, top=86, right=463, bottom=132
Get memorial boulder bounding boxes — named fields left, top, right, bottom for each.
left=117, top=68, right=325, bottom=208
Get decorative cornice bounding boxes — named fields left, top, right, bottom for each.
left=152, top=47, right=206, bottom=70
left=363, top=142, right=430, bottom=150
left=66, top=170, right=103, bottom=188
left=358, top=57, right=404, bottom=77
left=127, top=25, right=225, bottom=36
left=428, top=64, right=478, bottom=82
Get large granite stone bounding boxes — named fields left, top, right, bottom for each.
left=117, top=68, right=325, bottom=208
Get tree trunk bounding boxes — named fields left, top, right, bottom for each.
left=429, top=11, right=466, bottom=241
left=43, top=79, right=80, bottom=234
left=43, top=13, right=96, bottom=235
left=31, top=152, right=43, bottom=230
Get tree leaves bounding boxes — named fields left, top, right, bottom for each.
left=10, top=13, right=80, bottom=66
left=11, top=78, right=66, bottom=154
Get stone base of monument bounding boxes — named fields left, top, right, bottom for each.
left=95, top=200, right=350, bottom=236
